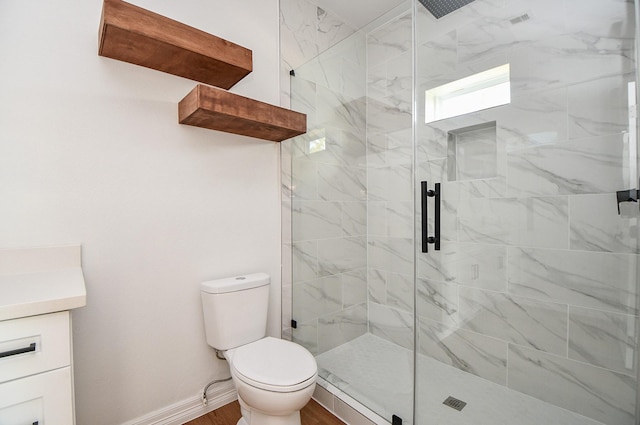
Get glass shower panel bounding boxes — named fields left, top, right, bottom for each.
left=288, top=2, right=415, bottom=423
left=415, top=0, right=640, bottom=424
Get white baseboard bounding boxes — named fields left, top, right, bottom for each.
left=121, top=380, right=237, bottom=425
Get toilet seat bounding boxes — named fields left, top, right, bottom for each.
left=228, top=337, right=317, bottom=393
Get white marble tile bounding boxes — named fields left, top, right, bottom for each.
left=293, top=274, right=342, bottom=323
left=316, top=334, right=414, bottom=422
left=342, top=268, right=367, bottom=307
left=561, top=33, right=634, bottom=86
left=386, top=50, right=412, bottom=96
left=293, top=200, right=342, bottom=241
left=416, top=278, right=459, bottom=326
left=508, top=247, right=640, bottom=315
left=280, top=0, right=318, bottom=69
left=459, top=288, right=568, bottom=355
left=295, top=127, right=367, bottom=168
left=458, top=196, right=569, bottom=249
left=366, top=96, right=412, bottom=135
left=365, top=133, right=388, bottom=168
left=568, top=75, right=631, bottom=140
left=499, top=87, right=567, bottom=151
left=563, top=0, right=635, bottom=38
left=386, top=201, right=413, bottom=239
left=367, top=62, right=387, bottom=103
left=367, top=164, right=412, bottom=202
left=507, top=133, right=627, bottom=197
left=366, top=201, right=387, bottom=237
left=418, top=243, right=507, bottom=292
left=366, top=12, right=412, bottom=69
left=385, top=128, right=413, bottom=167
left=317, top=163, right=366, bottom=201
left=455, top=243, right=507, bottom=290
left=417, top=243, right=457, bottom=284
left=417, top=123, right=448, bottom=163
left=416, top=159, right=446, bottom=186
left=367, top=268, right=387, bottom=305
left=386, top=272, right=413, bottom=313
left=292, top=157, right=318, bottom=200
left=290, top=76, right=317, bottom=128
left=418, top=317, right=508, bottom=386
left=508, top=344, right=636, bottom=425
left=313, top=48, right=363, bottom=98
left=457, top=176, right=507, bottom=199
left=367, top=236, right=413, bottom=275
left=292, top=240, right=318, bottom=283
left=508, top=37, right=568, bottom=93
left=570, top=193, right=640, bottom=254
left=317, top=6, right=356, bottom=54
left=456, top=12, right=517, bottom=65
left=317, top=85, right=366, bottom=132
left=292, top=319, right=318, bottom=355
left=569, top=306, right=637, bottom=376
left=417, top=30, right=457, bottom=80
left=369, top=302, right=414, bottom=350
left=317, top=236, right=367, bottom=276
left=318, top=303, right=367, bottom=353
left=341, top=201, right=367, bottom=237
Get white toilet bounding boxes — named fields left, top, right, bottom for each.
left=201, top=273, right=317, bottom=425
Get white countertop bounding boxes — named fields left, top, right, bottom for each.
left=0, top=246, right=87, bottom=321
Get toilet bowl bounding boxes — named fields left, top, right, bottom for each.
left=225, top=337, right=317, bottom=425
left=200, top=273, right=318, bottom=425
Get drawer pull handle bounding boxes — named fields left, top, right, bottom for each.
left=0, top=342, right=36, bottom=358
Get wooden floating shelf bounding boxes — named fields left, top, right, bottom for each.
left=98, top=0, right=252, bottom=89
left=179, top=85, right=307, bottom=142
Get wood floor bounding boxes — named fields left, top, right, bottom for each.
left=184, top=399, right=345, bottom=425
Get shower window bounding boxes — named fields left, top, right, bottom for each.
left=425, top=64, right=511, bottom=123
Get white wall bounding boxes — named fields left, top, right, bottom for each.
left=0, top=1, right=281, bottom=424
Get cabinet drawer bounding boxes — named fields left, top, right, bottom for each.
left=0, top=366, right=73, bottom=425
left=0, top=311, right=70, bottom=383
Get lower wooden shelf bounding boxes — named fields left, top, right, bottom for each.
left=178, top=85, right=307, bottom=142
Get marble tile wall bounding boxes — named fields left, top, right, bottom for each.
left=414, top=0, right=639, bottom=424
left=280, top=0, right=361, bottom=345
left=365, top=11, right=417, bottom=352
left=282, top=13, right=369, bottom=355
left=280, top=0, right=357, bottom=108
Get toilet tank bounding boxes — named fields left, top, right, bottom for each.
left=200, top=273, right=270, bottom=351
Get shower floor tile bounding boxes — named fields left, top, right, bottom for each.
left=316, top=333, right=603, bottom=425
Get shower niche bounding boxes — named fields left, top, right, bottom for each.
left=447, top=121, right=497, bottom=182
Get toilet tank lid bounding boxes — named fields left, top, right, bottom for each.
left=201, top=273, right=270, bottom=294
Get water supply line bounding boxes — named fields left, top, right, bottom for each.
left=201, top=349, right=232, bottom=406
left=201, top=376, right=232, bottom=406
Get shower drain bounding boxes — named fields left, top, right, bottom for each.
left=443, top=396, right=467, bottom=411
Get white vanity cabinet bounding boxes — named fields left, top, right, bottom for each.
left=0, top=312, right=74, bottom=424
left=0, top=246, right=87, bottom=425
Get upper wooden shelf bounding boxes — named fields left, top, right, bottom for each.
left=98, top=0, right=252, bottom=89
left=179, top=85, right=307, bottom=142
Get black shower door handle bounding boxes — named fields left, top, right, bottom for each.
left=421, top=181, right=441, bottom=253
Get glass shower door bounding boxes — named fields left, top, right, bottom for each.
left=414, top=0, right=640, bottom=424
left=287, top=2, right=416, bottom=423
